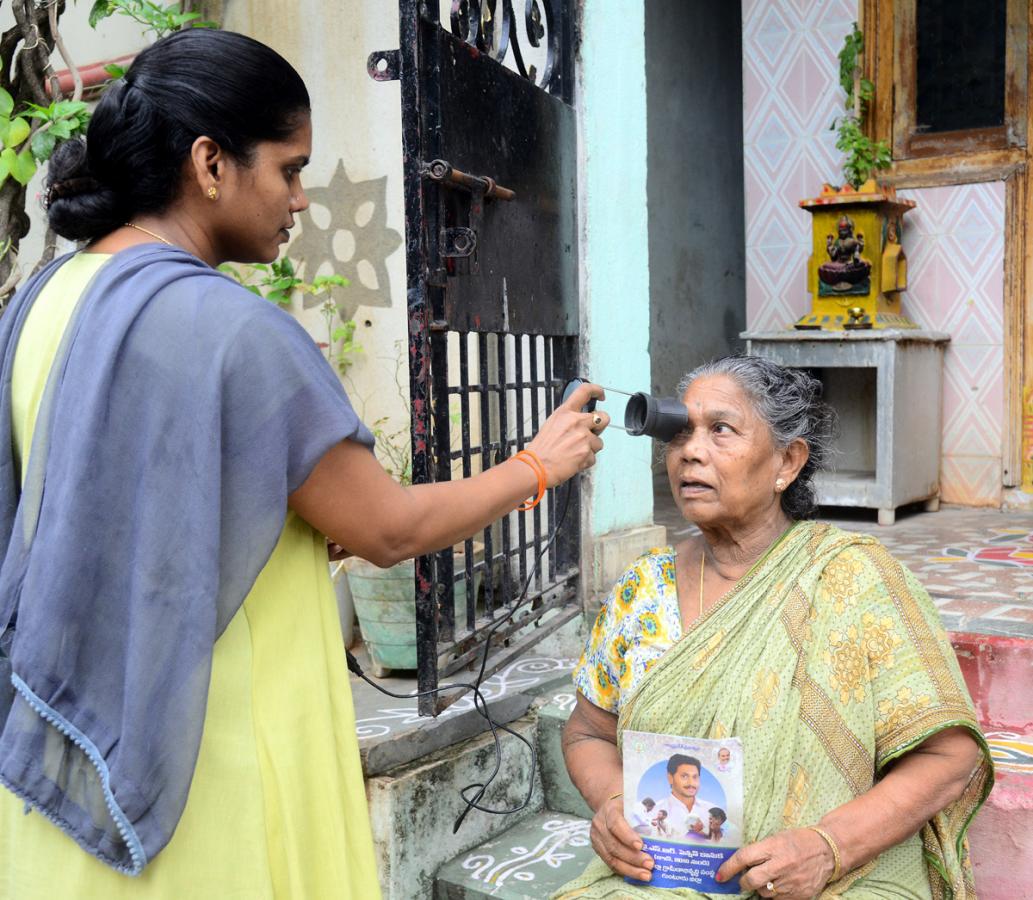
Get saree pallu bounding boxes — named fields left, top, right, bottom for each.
left=558, top=521, right=992, bottom=899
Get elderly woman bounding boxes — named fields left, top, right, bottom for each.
left=559, top=357, right=991, bottom=899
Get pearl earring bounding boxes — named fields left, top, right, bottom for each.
left=775, top=478, right=786, bottom=492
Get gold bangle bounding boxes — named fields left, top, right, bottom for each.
left=607, top=791, right=623, bottom=802
left=807, top=825, right=842, bottom=882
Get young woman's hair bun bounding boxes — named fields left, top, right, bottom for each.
left=45, top=136, right=125, bottom=242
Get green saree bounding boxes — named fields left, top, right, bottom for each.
left=558, top=521, right=992, bottom=899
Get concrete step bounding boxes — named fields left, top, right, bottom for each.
left=534, top=686, right=593, bottom=820
left=367, top=715, right=545, bottom=900
left=435, top=811, right=594, bottom=899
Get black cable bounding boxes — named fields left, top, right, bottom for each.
left=346, top=476, right=575, bottom=834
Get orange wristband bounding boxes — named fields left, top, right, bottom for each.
left=513, top=450, right=547, bottom=511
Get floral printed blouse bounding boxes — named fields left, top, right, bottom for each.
left=574, top=547, right=683, bottom=713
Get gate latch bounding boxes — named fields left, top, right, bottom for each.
left=422, top=158, right=516, bottom=201
left=440, top=226, right=477, bottom=258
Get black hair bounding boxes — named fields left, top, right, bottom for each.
left=46, top=29, right=310, bottom=242
left=666, top=754, right=701, bottom=776
left=708, top=807, right=726, bottom=823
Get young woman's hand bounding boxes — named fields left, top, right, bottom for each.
left=525, top=381, right=609, bottom=486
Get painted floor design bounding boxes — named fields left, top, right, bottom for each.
left=985, top=731, right=1033, bottom=775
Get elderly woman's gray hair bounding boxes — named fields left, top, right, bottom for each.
left=676, top=356, right=836, bottom=519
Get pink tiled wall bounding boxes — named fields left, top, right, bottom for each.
left=898, top=185, right=1005, bottom=506
left=742, top=0, right=1006, bottom=507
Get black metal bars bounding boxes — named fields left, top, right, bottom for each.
left=379, top=0, right=578, bottom=715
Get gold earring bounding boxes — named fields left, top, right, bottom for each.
left=207, top=186, right=218, bottom=201
left=775, top=478, right=786, bottom=492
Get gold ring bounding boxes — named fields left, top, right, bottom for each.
left=766, top=882, right=776, bottom=895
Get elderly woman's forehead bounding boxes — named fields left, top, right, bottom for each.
left=681, top=374, right=754, bottom=408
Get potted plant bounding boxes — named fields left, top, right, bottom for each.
left=795, top=23, right=917, bottom=331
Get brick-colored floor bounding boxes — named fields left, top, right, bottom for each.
left=652, top=480, right=1033, bottom=639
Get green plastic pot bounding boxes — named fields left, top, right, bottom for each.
left=346, top=545, right=483, bottom=676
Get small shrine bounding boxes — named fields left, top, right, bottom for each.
left=796, top=180, right=917, bottom=330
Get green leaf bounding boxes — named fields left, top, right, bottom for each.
left=54, top=101, right=88, bottom=119
left=4, top=117, right=29, bottom=149
left=104, top=63, right=128, bottom=79
left=89, top=0, right=115, bottom=29
left=30, top=129, right=57, bottom=161
left=313, top=274, right=349, bottom=289
left=49, top=119, right=74, bottom=139
left=9, top=147, right=35, bottom=185
left=266, top=289, right=291, bottom=305
left=0, top=89, right=13, bottom=120
left=0, top=148, right=13, bottom=187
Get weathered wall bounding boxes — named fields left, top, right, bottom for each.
left=224, top=0, right=408, bottom=440
left=646, top=0, right=746, bottom=400
left=741, top=0, right=1007, bottom=508
left=951, top=633, right=1033, bottom=899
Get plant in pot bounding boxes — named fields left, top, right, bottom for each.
left=795, top=22, right=915, bottom=331
left=345, top=387, right=483, bottom=677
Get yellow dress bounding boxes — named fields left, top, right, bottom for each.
left=0, top=253, right=381, bottom=899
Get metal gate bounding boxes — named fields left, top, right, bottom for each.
left=369, top=0, right=580, bottom=715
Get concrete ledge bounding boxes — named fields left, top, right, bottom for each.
left=367, top=715, right=544, bottom=900
left=361, top=691, right=534, bottom=777
left=587, top=522, right=667, bottom=612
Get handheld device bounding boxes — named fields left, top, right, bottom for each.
left=562, top=377, right=688, bottom=441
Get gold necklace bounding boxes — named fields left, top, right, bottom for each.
left=125, top=222, right=173, bottom=246
left=698, top=550, right=705, bottom=618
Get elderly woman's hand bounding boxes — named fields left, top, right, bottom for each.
left=716, top=827, right=834, bottom=899
left=589, top=794, right=655, bottom=883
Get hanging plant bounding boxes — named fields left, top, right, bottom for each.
left=829, top=23, right=891, bottom=189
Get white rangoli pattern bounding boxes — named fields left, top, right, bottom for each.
left=460, top=817, right=591, bottom=893
left=355, top=656, right=576, bottom=740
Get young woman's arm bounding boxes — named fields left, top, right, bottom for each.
left=289, top=382, right=607, bottom=566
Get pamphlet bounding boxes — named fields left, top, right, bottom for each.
left=623, top=730, right=743, bottom=893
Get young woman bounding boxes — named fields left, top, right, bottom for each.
left=0, top=29, right=606, bottom=898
